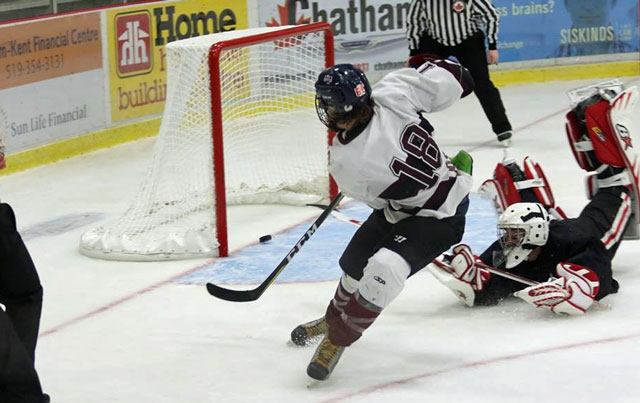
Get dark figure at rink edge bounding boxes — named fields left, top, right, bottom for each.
left=406, top=0, right=513, bottom=147
left=0, top=150, right=50, bottom=402
left=290, top=58, right=475, bottom=381
left=430, top=81, right=639, bottom=317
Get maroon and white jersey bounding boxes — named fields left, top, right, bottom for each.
left=329, top=64, right=472, bottom=223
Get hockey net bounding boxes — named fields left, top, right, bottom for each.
left=80, top=23, right=336, bottom=260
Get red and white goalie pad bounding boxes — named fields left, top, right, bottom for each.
left=514, top=262, right=600, bottom=315
left=565, top=99, right=627, bottom=170
left=479, top=157, right=567, bottom=220
left=566, top=109, right=597, bottom=171
left=609, top=86, right=640, bottom=224
left=565, top=83, right=640, bottom=225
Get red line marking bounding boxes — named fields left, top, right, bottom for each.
left=33, top=105, right=569, bottom=338
left=320, top=332, right=640, bottom=403
left=468, top=108, right=567, bottom=152
left=39, top=79, right=640, bottom=337
left=39, top=208, right=339, bottom=337
left=39, top=261, right=211, bottom=337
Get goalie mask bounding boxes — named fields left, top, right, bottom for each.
left=497, top=203, right=550, bottom=269
left=315, top=64, right=372, bottom=131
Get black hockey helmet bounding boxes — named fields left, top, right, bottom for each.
left=315, top=64, right=372, bottom=131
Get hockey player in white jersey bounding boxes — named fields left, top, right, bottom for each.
left=290, top=59, right=474, bottom=381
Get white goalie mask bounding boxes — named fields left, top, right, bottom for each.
left=497, top=203, right=550, bottom=269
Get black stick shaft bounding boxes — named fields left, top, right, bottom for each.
left=206, top=192, right=345, bottom=302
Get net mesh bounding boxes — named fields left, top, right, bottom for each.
left=80, top=26, right=330, bottom=260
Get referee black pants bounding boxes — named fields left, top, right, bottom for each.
left=0, top=203, right=46, bottom=402
left=414, top=31, right=512, bottom=136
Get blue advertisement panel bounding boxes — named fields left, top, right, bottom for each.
left=256, top=0, right=638, bottom=76
left=496, top=0, right=639, bottom=62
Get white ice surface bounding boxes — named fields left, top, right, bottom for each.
left=3, top=77, right=640, bottom=402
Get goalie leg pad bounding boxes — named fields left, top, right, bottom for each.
left=565, top=111, right=598, bottom=171
left=522, top=157, right=556, bottom=209
left=492, top=163, right=522, bottom=206
left=608, top=86, right=640, bottom=225
left=478, top=178, right=508, bottom=214
left=565, top=100, right=631, bottom=172
left=585, top=100, right=627, bottom=168
left=483, top=157, right=568, bottom=218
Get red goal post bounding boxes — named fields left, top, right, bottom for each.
left=79, top=22, right=337, bottom=260
left=209, top=22, right=337, bottom=256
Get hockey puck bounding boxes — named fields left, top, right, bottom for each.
left=259, top=235, right=272, bottom=243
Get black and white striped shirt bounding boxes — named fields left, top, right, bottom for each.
left=406, top=0, right=500, bottom=50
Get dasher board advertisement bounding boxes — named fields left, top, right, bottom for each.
left=257, top=0, right=411, bottom=83
left=494, top=0, right=638, bottom=61
left=257, top=0, right=638, bottom=82
left=105, top=0, right=249, bottom=123
left=0, top=12, right=105, bottom=153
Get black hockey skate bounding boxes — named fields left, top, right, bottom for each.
left=307, top=335, right=345, bottom=381
left=290, top=317, right=328, bottom=346
left=497, top=130, right=512, bottom=148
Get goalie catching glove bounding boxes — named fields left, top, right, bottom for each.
left=514, top=262, right=600, bottom=315
left=428, top=244, right=490, bottom=307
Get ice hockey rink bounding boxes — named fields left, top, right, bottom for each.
left=4, top=76, right=640, bottom=402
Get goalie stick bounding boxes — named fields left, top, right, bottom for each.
left=309, top=204, right=540, bottom=286
left=432, top=256, right=610, bottom=309
left=307, top=203, right=611, bottom=309
left=206, top=192, right=345, bottom=302
left=432, top=255, right=536, bottom=286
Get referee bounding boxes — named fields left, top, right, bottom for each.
left=406, top=0, right=513, bottom=147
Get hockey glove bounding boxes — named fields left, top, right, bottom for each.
left=514, top=262, right=600, bottom=315
left=428, top=244, right=490, bottom=307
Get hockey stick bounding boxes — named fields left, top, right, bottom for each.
left=432, top=256, right=537, bottom=286
left=206, top=192, right=345, bottom=302
left=433, top=257, right=610, bottom=309
left=309, top=204, right=610, bottom=309
left=306, top=202, right=363, bottom=227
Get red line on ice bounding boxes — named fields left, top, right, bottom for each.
left=320, top=332, right=640, bottom=402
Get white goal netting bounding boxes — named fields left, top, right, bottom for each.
left=80, top=25, right=332, bottom=260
